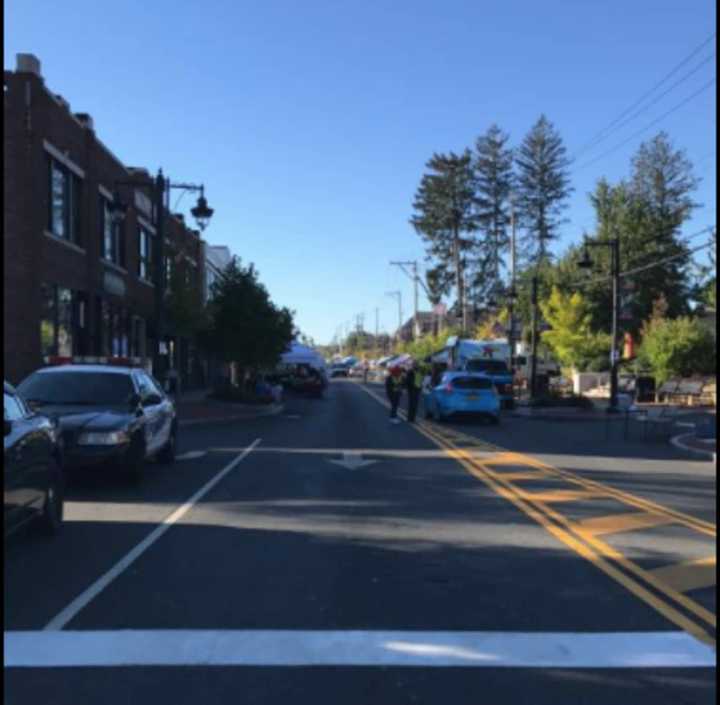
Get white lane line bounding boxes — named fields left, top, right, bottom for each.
left=175, top=450, right=208, bottom=461
left=43, top=439, right=262, bottom=632
left=5, top=630, right=715, bottom=668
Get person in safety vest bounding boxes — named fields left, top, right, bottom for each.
left=385, top=366, right=403, bottom=424
left=403, top=358, right=424, bottom=423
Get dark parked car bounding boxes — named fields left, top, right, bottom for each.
left=17, top=362, right=177, bottom=482
left=4, top=381, right=64, bottom=537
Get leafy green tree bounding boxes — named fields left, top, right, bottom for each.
left=165, top=262, right=208, bottom=339
left=203, top=258, right=295, bottom=382
left=540, top=287, right=611, bottom=371
left=514, top=115, right=573, bottom=265
left=411, top=151, right=478, bottom=332
left=472, top=125, right=514, bottom=301
left=474, top=307, right=509, bottom=340
left=638, top=314, right=716, bottom=384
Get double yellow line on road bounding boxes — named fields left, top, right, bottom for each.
left=359, top=383, right=716, bottom=647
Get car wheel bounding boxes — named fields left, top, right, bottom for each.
left=490, top=414, right=501, bottom=425
left=125, top=433, right=147, bottom=483
left=38, top=460, right=64, bottom=536
left=157, top=423, right=177, bottom=464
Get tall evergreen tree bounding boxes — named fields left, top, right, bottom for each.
left=578, top=133, right=700, bottom=332
left=410, top=150, right=477, bottom=332
left=472, top=124, right=514, bottom=302
left=514, top=115, right=573, bottom=264
left=627, top=131, right=700, bottom=314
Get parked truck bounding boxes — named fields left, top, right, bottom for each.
left=434, top=337, right=515, bottom=409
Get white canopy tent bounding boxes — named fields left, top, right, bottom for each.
left=280, top=343, right=326, bottom=371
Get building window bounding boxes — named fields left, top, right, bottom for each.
left=40, top=283, right=56, bottom=357
left=57, top=287, right=74, bottom=356
left=40, top=284, right=81, bottom=357
left=138, top=226, right=153, bottom=281
left=47, top=157, right=82, bottom=244
left=100, top=196, right=125, bottom=267
left=165, top=250, right=174, bottom=291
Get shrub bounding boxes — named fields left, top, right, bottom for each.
left=638, top=316, right=716, bottom=385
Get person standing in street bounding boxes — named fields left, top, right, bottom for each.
left=385, top=366, right=402, bottom=424
left=404, top=359, right=423, bottom=423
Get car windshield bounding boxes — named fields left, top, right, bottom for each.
left=18, top=372, right=134, bottom=406
left=466, top=359, right=510, bottom=375
left=452, top=376, right=493, bottom=390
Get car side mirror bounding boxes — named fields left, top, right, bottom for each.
left=144, top=393, right=163, bottom=406
left=4, top=419, right=12, bottom=436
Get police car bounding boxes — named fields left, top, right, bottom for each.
left=17, top=357, right=177, bottom=482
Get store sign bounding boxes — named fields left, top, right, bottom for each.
left=103, top=270, right=126, bottom=297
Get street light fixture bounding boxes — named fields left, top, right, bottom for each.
left=189, top=188, right=214, bottom=232
left=108, top=171, right=214, bottom=379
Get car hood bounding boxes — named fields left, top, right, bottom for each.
left=35, top=405, right=133, bottom=431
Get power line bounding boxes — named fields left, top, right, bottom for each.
left=573, top=53, right=715, bottom=160
left=573, top=77, right=716, bottom=173
left=620, top=239, right=715, bottom=278
left=572, top=32, right=716, bottom=158
left=561, top=226, right=715, bottom=290
left=569, top=238, right=715, bottom=290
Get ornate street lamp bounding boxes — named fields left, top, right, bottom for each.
left=190, top=189, right=214, bottom=232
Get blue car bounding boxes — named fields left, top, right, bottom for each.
left=422, top=372, right=501, bottom=424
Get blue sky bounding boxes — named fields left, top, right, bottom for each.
left=5, top=0, right=716, bottom=344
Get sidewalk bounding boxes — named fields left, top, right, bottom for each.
left=174, top=389, right=284, bottom=426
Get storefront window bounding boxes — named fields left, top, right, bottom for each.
left=57, top=287, right=74, bottom=356
left=40, top=284, right=81, bottom=357
left=40, top=283, right=56, bottom=356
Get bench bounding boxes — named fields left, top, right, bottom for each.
left=655, top=379, right=681, bottom=403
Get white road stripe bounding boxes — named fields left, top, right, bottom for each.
left=43, top=439, right=262, bottom=632
left=175, top=450, right=208, bottom=460
left=5, top=630, right=715, bottom=668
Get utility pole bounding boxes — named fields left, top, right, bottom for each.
left=375, top=308, right=379, bottom=353
left=529, top=275, right=539, bottom=401
left=507, top=197, right=517, bottom=409
left=390, top=260, right=427, bottom=340
left=579, top=236, right=621, bottom=413
left=609, top=238, right=620, bottom=413
left=386, top=291, right=402, bottom=343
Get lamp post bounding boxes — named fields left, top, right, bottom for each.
left=109, top=170, right=213, bottom=379
left=578, top=235, right=621, bottom=414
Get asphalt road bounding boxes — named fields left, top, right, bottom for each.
left=4, top=379, right=716, bottom=704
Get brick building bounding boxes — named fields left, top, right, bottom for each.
left=4, top=54, right=206, bottom=387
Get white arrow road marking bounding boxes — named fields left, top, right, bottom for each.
left=327, top=451, right=378, bottom=470
left=175, top=450, right=208, bottom=461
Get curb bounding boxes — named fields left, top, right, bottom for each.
left=670, top=432, right=716, bottom=462
left=508, top=411, right=610, bottom=422
left=179, top=403, right=284, bottom=428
